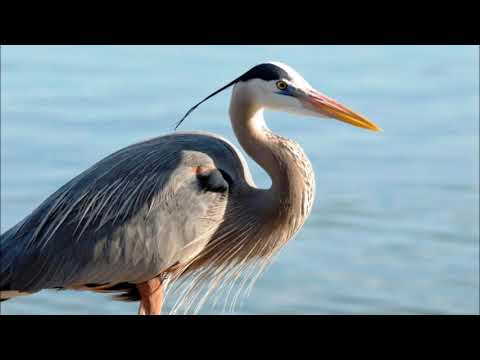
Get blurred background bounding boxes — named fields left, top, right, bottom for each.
left=1, top=45, right=478, bottom=314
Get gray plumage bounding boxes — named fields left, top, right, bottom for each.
left=0, top=61, right=379, bottom=314
left=1, top=132, right=253, bottom=291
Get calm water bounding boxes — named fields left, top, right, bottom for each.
left=1, top=45, right=478, bottom=315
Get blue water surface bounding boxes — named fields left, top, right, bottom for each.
left=1, top=45, right=478, bottom=314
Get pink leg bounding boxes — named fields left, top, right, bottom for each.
left=137, top=277, right=164, bottom=315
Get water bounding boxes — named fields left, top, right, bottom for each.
left=1, top=45, right=478, bottom=315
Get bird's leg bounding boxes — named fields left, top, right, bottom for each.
left=137, top=277, right=164, bottom=315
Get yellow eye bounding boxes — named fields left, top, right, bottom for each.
left=276, top=81, right=288, bottom=90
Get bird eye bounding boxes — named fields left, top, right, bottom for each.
left=276, top=81, right=288, bottom=90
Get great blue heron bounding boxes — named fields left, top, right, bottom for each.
left=0, top=62, right=380, bottom=315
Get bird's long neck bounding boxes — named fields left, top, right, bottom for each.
left=176, top=87, right=316, bottom=299
left=229, top=86, right=315, bottom=247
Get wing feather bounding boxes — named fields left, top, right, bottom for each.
left=0, top=132, right=248, bottom=297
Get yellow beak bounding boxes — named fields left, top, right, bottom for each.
left=305, top=89, right=382, bottom=132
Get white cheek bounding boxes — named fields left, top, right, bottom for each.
left=265, top=94, right=327, bottom=118
left=255, top=82, right=298, bottom=110
left=273, top=95, right=302, bottom=112
left=241, top=79, right=319, bottom=117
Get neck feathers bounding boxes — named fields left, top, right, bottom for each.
left=229, top=84, right=315, bottom=253
left=167, top=86, right=316, bottom=313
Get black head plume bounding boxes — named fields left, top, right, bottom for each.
left=175, top=78, right=238, bottom=130
left=175, top=63, right=291, bottom=130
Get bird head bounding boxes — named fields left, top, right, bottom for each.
left=177, top=61, right=381, bottom=132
